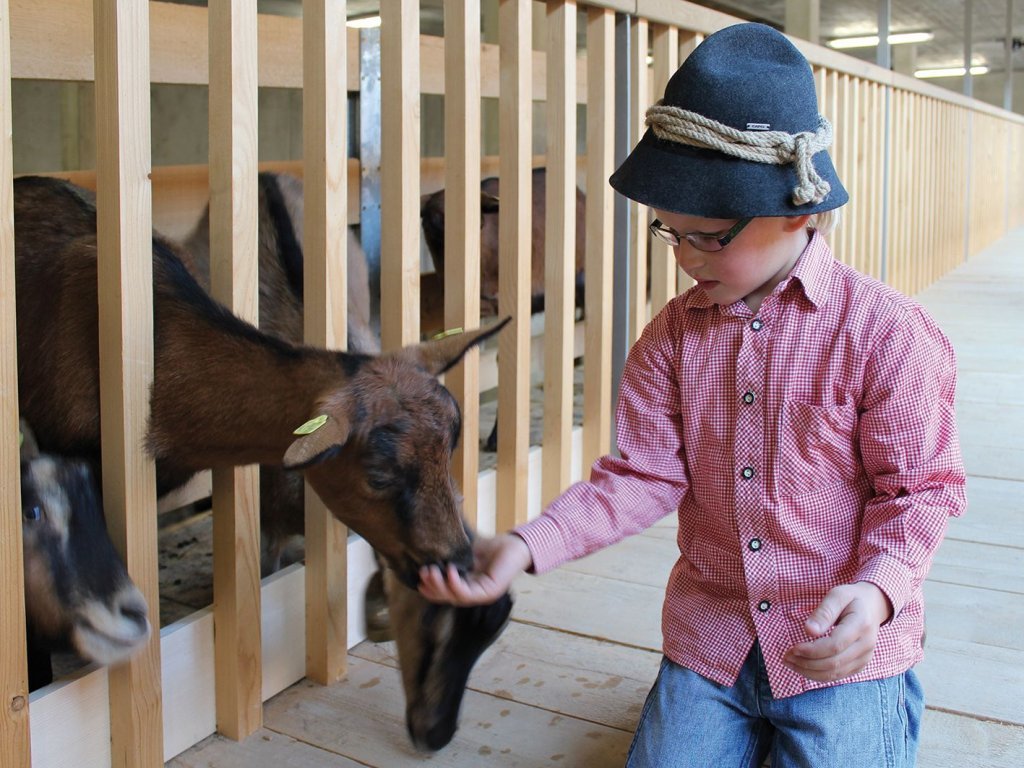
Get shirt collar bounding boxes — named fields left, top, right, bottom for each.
left=784, top=229, right=832, bottom=309
left=681, top=229, right=834, bottom=312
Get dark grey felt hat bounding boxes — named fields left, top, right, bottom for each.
left=609, top=22, right=848, bottom=218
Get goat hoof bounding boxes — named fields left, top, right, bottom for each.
left=364, top=570, right=393, bottom=643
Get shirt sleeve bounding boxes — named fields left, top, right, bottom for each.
left=516, top=305, right=690, bottom=574
left=855, top=305, right=967, bottom=618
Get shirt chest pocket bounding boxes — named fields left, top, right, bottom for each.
left=776, top=400, right=861, bottom=498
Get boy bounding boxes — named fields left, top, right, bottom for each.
left=421, top=22, right=965, bottom=767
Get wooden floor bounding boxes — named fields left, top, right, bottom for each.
left=168, top=229, right=1024, bottom=768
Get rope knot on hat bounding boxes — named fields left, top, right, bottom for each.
left=645, top=102, right=834, bottom=206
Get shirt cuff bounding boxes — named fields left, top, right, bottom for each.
left=856, top=556, right=912, bottom=623
left=514, top=515, right=575, bottom=575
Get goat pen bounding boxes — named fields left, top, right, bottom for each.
left=1, top=1, right=1022, bottom=767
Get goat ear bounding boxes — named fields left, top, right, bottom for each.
left=19, top=419, right=40, bottom=461
left=407, top=317, right=511, bottom=376
left=282, top=414, right=351, bottom=470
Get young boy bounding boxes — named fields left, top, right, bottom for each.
left=420, top=22, right=965, bottom=767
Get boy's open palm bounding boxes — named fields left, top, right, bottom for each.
left=782, top=581, right=893, bottom=683
left=418, top=533, right=533, bottom=606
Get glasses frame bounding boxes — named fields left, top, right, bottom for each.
left=649, top=216, right=753, bottom=252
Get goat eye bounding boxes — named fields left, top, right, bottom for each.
left=23, top=505, right=43, bottom=522
left=365, top=473, right=392, bottom=492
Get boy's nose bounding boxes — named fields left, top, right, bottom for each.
left=674, top=244, right=705, bottom=273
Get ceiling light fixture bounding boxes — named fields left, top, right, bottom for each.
left=828, top=31, right=934, bottom=50
left=347, top=15, right=382, bottom=29
left=914, top=65, right=989, bottom=79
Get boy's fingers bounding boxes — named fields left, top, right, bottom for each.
left=805, top=587, right=850, bottom=635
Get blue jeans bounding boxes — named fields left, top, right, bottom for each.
left=626, top=645, right=923, bottom=768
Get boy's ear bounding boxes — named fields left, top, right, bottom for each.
left=784, top=214, right=813, bottom=231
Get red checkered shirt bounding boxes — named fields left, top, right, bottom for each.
left=516, top=231, right=966, bottom=698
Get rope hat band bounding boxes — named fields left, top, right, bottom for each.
left=609, top=23, right=848, bottom=219
left=645, top=103, right=834, bottom=206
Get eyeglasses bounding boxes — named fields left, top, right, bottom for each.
left=649, top=217, right=753, bottom=252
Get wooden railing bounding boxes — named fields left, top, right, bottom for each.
left=1, top=1, right=1022, bottom=766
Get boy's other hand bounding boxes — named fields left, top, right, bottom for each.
left=418, top=533, right=533, bottom=606
left=782, top=581, right=893, bottom=683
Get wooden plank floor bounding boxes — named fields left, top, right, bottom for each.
left=168, top=228, right=1024, bottom=767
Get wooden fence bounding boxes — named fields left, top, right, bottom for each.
left=1, top=0, right=1022, bottom=766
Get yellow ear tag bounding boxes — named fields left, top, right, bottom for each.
left=19, top=431, right=24, bottom=447
left=293, top=414, right=329, bottom=435
left=431, top=326, right=463, bottom=340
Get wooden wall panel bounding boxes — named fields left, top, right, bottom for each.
left=0, top=0, right=30, bottom=761
left=301, top=0, right=348, bottom=687
left=541, top=0, right=577, bottom=507
left=443, top=0, right=484, bottom=527
left=582, top=6, right=615, bottom=470
left=648, top=23, right=678, bottom=317
left=380, top=0, right=421, bottom=350
left=496, top=0, right=533, bottom=530
left=207, top=0, right=263, bottom=742
left=92, top=0, right=164, bottom=763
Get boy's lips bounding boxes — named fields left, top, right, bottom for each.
left=696, top=279, right=719, bottom=289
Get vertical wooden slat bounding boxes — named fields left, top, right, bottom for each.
left=675, top=31, right=700, bottom=295
left=648, top=23, right=677, bottom=317
left=92, top=1, right=163, bottom=764
left=582, top=6, right=614, bottom=469
left=208, top=0, right=262, bottom=740
left=872, top=81, right=883, bottom=279
left=380, top=0, right=420, bottom=350
left=0, top=0, right=29, bottom=762
left=846, top=76, right=859, bottom=273
left=629, top=16, right=648, bottom=342
left=541, top=0, right=575, bottom=507
left=496, top=0, right=531, bottom=530
left=444, top=0, right=482, bottom=526
left=302, top=0, right=348, bottom=686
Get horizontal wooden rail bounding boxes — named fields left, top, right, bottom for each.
left=11, top=0, right=590, bottom=103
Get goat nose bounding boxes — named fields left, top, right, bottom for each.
left=117, top=591, right=149, bottom=631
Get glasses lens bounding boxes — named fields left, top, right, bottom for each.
left=685, top=234, right=724, bottom=252
left=649, top=220, right=680, bottom=247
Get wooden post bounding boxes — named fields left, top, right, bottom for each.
left=496, top=0, right=532, bottom=530
left=0, top=0, right=30, bottom=762
left=208, top=0, right=262, bottom=740
left=443, top=0, right=483, bottom=526
left=541, top=0, right=576, bottom=507
left=92, top=1, right=163, bottom=764
left=582, top=6, right=615, bottom=469
left=302, top=0, right=348, bottom=685
left=648, top=23, right=678, bottom=316
left=380, top=0, right=421, bottom=350
left=629, top=16, right=649, bottom=343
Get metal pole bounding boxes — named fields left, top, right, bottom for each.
left=876, top=0, right=891, bottom=70
left=359, top=28, right=383, bottom=325
left=1004, top=0, right=1014, bottom=111
left=964, top=0, right=974, bottom=98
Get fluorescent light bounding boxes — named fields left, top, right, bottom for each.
left=828, top=31, right=934, bottom=50
left=347, top=15, right=382, bottom=29
left=914, top=65, right=989, bottom=79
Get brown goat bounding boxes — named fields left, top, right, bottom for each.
left=182, top=171, right=379, bottom=572
left=13, top=174, right=505, bottom=593
left=419, top=166, right=587, bottom=335
left=20, top=420, right=150, bottom=691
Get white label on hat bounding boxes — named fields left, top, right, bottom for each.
left=746, top=122, right=771, bottom=131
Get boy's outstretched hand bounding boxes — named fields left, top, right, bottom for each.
left=783, top=581, right=893, bottom=683
left=419, top=533, right=534, bottom=606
